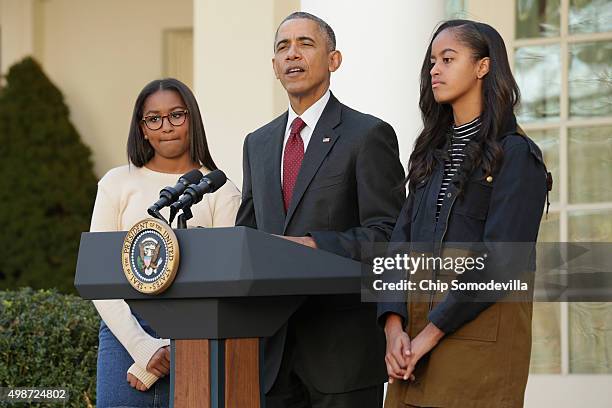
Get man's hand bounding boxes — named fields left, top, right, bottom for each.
left=402, top=322, right=445, bottom=381
left=384, top=314, right=413, bottom=384
left=277, top=235, right=318, bottom=249
left=146, top=346, right=170, bottom=378
left=127, top=373, right=148, bottom=391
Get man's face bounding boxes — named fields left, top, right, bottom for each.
left=272, top=18, right=340, bottom=99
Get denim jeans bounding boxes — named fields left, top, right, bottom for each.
left=96, top=315, right=170, bottom=408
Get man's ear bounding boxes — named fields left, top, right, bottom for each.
left=329, top=50, right=342, bottom=73
left=272, top=57, right=280, bottom=79
left=477, top=57, right=490, bottom=79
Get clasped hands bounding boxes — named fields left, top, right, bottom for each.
left=384, top=314, right=444, bottom=384
left=127, top=346, right=170, bottom=391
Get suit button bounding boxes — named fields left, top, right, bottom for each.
left=447, top=192, right=452, bottom=197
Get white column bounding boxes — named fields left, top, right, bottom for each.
left=0, top=0, right=35, bottom=75
left=193, top=0, right=280, bottom=185
left=300, top=0, right=446, bottom=169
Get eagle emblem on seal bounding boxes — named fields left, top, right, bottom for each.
left=137, top=237, right=164, bottom=276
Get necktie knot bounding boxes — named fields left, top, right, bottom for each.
left=290, top=117, right=306, bottom=136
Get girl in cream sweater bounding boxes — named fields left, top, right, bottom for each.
left=90, top=78, right=240, bottom=408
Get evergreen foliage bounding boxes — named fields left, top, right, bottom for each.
left=0, top=57, right=97, bottom=293
left=0, top=288, right=99, bottom=407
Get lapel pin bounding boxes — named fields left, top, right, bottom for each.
left=322, top=137, right=331, bottom=143
left=486, top=175, right=493, bottom=183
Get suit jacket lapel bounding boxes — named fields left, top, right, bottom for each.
left=283, top=94, right=342, bottom=233
left=260, top=112, right=287, bottom=233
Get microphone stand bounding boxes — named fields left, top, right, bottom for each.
left=176, top=207, right=193, bottom=230
left=147, top=207, right=169, bottom=225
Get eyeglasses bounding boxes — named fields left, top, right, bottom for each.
left=141, top=110, right=189, bottom=131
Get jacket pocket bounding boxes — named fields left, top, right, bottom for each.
left=453, top=179, right=493, bottom=220
left=309, top=173, right=345, bottom=190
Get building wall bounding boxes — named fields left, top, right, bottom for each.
left=3, top=0, right=440, bottom=184
left=0, top=0, right=36, bottom=75
left=1, top=0, right=193, bottom=177
left=193, top=0, right=299, bottom=186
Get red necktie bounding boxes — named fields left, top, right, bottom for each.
left=283, top=117, right=306, bottom=211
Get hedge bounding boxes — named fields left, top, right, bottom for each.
left=0, top=288, right=100, bottom=407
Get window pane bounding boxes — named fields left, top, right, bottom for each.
left=568, top=210, right=612, bottom=374
left=516, top=0, right=561, bottom=39
left=539, top=211, right=560, bottom=242
left=515, top=45, right=561, bottom=122
left=531, top=212, right=561, bottom=374
left=569, top=209, right=612, bottom=241
left=569, top=41, right=612, bottom=118
left=530, top=129, right=560, bottom=203
left=569, top=0, right=612, bottom=34
left=569, top=302, right=612, bottom=374
left=568, top=126, right=612, bottom=204
left=531, top=302, right=562, bottom=374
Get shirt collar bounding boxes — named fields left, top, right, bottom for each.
left=287, top=89, right=331, bottom=132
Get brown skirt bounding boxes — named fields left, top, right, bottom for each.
left=383, top=301, right=532, bottom=408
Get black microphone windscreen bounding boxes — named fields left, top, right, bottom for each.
left=204, top=170, right=227, bottom=191
left=182, top=169, right=204, bottom=184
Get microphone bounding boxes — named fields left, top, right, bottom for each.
left=169, top=170, right=227, bottom=222
left=147, top=169, right=203, bottom=218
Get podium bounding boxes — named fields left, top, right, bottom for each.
left=75, top=226, right=363, bottom=407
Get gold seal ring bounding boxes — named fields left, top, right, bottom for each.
left=121, top=218, right=180, bottom=294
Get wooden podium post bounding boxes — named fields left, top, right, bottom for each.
left=172, top=338, right=261, bottom=408
left=173, top=339, right=210, bottom=406
left=224, top=338, right=261, bottom=407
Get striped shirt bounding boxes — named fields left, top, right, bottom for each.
left=435, top=117, right=482, bottom=222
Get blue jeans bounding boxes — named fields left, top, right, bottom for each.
left=96, top=316, right=170, bottom=408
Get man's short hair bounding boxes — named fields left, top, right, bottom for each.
left=275, top=12, right=336, bottom=51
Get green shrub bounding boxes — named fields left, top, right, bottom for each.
left=0, top=57, right=98, bottom=294
left=0, top=288, right=100, bottom=407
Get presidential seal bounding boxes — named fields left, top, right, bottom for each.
left=121, top=218, right=180, bottom=294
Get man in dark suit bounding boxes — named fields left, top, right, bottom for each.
left=235, top=11, right=405, bottom=408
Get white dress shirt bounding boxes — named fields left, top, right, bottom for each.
left=281, top=89, right=331, bottom=183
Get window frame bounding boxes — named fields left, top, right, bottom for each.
left=514, top=0, right=612, bottom=376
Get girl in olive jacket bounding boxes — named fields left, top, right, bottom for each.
left=378, top=20, right=551, bottom=408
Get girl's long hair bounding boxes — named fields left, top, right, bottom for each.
left=127, top=78, right=218, bottom=171
left=407, top=20, right=520, bottom=193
